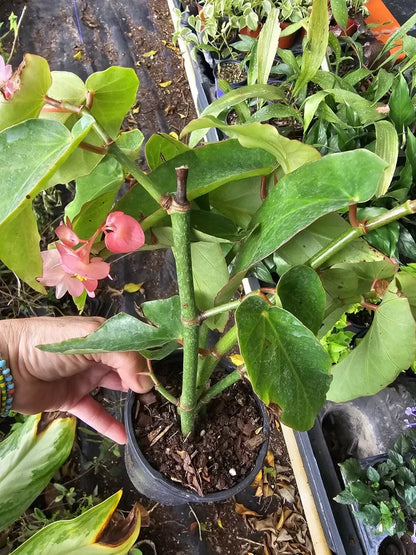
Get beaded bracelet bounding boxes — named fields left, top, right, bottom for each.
left=0, top=355, right=14, bottom=417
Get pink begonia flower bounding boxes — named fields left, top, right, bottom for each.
left=38, top=249, right=99, bottom=299
left=0, top=56, right=15, bottom=99
left=103, top=211, right=145, bottom=253
left=56, top=243, right=110, bottom=280
left=38, top=211, right=144, bottom=299
left=55, top=217, right=84, bottom=247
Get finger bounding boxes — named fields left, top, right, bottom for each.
left=93, top=351, right=153, bottom=393
left=69, top=395, right=127, bottom=444
left=98, top=371, right=127, bottom=391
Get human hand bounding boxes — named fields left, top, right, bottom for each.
left=0, top=316, right=152, bottom=444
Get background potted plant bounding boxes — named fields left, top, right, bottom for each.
left=335, top=425, right=416, bottom=548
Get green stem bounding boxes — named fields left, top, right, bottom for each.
left=196, top=370, right=241, bottom=411
left=107, top=143, right=162, bottom=204
left=146, top=360, right=179, bottom=406
left=307, top=200, right=416, bottom=270
left=199, top=300, right=240, bottom=322
left=43, top=96, right=163, bottom=205
left=197, top=326, right=238, bottom=392
left=170, top=167, right=200, bottom=437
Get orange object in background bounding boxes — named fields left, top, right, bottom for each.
left=365, top=0, right=404, bottom=59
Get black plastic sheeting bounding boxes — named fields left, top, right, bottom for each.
left=8, top=0, right=186, bottom=138
left=384, top=0, right=416, bottom=35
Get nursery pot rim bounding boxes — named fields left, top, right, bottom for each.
left=124, top=385, right=270, bottom=504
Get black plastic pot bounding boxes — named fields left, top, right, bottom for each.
left=124, top=388, right=270, bottom=505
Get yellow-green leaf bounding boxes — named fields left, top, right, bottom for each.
left=327, top=287, right=416, bottom=402
left=374, top=120, right=399, bottom=197
left=294, top=0, right=329, bottom=96
left=123, top=282, right=143, bottom=293
left=0, top=414, right=76, bottom=531
left=11, top=491, right=141, bottom=554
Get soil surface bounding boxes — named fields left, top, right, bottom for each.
left=135, top=362, right=265, bottom=495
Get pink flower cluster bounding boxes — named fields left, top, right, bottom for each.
left=38, top=212, right=145, bottom=299
left=0, top=56, right=15, bottom=99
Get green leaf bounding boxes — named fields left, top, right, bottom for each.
left=139, top=341, right=179, bottom=360
left=275, top=213, right=389, bottom=270
left=66, top=156, right=124, bottom=239
left=41, top=71, right=86, bottom=125
left=236, top=295, right=331, bottom=431
left=248, top=103, right=302, bottom=124
left=277, top=265, right=326, bottom=334
left=330, top=0, right=348, bottom=29
left=182, top=84, right=285, bottom=146
left=0, top=116, right=95, bottom=227
left=374, top=120, right=399, bottom=197
left=320, top=259, right=396, bottom=323
left=145, top=133, right=190, bottom=170
left=233, top=150, right=386, bottom=274
left=0, top=54, right=51, bottom=130
left=115, top=129, right=144, bottom=160
left=334, top=488, right=357, bottom=504
left=85, top=67, right=139, bottom=138
left=182, top=117, right=320, bottom=174
left=389, top=74, right=415, bottom=129
left=257, top=8, right=280, bottom=85
left=0, top=414, right=76, bottom=531
left=73, top=290, right=87, bottom=314
left=210, top=175, right=269, bottom=228
left=349, top=482, right=375, bottom=504
left=354, top=504, right=382, bottom=527
left=339, top=458, right=366, bottom=481
left=404, top=486, right=416, bottom=507
left=190, top=242, right=229, bottom=330
left=190, top=211, right=241, bottom=242
left=294, top=0, right=329, bottom=96
left=366, top=69, right=395, bottom=104
left=394, top=432, right=413, bottom=456
left=116, top=140, right=276, bottom=219
left=327, top=287, right=416, bottom=402
left=303, top=90, right=329, bottom=132
left=396, top=271, right=416, bottom=320
left=326, top=89, right=383, bottom=125
left=11, top=491, right=141, bottom=554
left=397, top=467, right=415, bottom=486
left=0, top=204, right=45, bottom=292
left=367, top=467, right=381, bottom=484
left=388, top=449, right=404, bottom=466
left=379, top=501, right=394, bottom=533
left=375, top=12, right=416, bottom=63
left=407, top=128, right=416, bottom=178
left=40, top=297, right=183, bottom=354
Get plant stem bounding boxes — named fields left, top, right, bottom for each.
left=197, top=326, right=238, bottom=392
left=196, top=370, right=241, bottom=411
left=6, top=6, right=27, bottom=63
left=199, top=300, right=240, bottom=322
left=170, top=167, right=200, bottom=437
left=107, top=143, right=162, bottom=204
left=145, top=360, right=179, bottom=406
left=43, top=96, right=163, bottom=205
left=307, top=200, right=416, bottom=269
